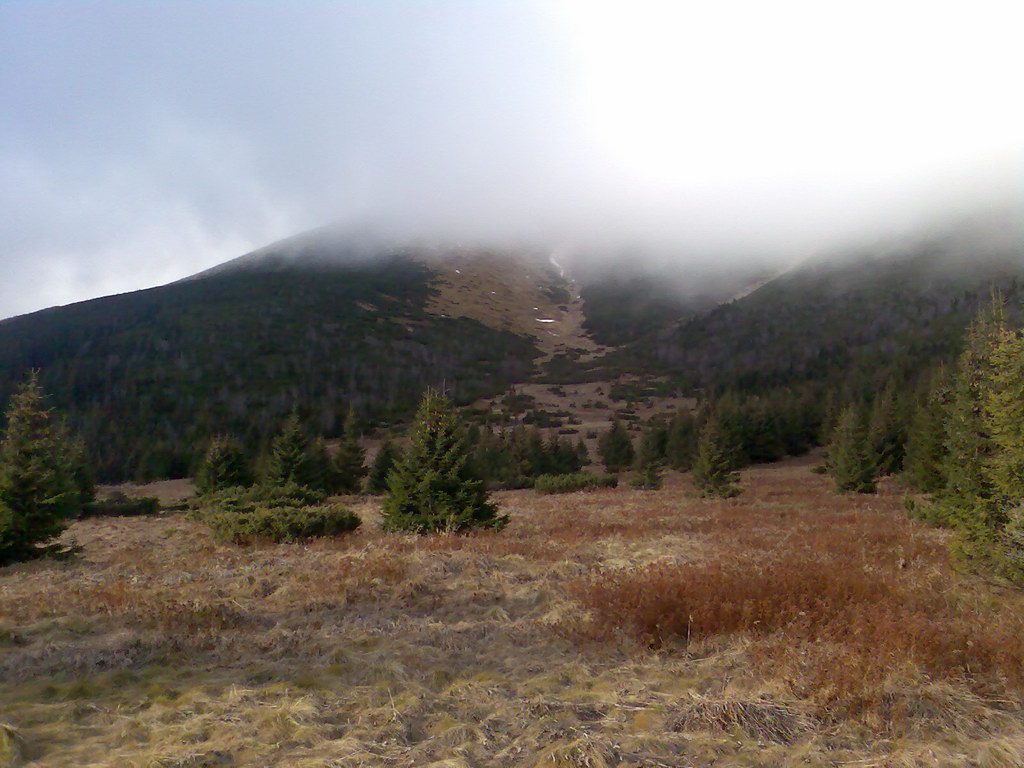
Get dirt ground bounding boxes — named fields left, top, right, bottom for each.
left=2, top=457, right=1024, bottom=767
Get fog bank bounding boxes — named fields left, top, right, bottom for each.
left=1, top=1, right=1021, bottom=318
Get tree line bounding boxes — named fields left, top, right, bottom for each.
left=5, top=292, right=1024, bottom=582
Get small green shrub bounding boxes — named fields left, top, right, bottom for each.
left=192, top=483, right=326, bottom=511
left=534, top=472, right=618, bottom=494
left=200, top=503, right=361, bottom=544
left=83, top=492, right=160, bottom=517
left=189, top=484, right=360, bottom=544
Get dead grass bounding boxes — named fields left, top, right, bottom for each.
left=669, top=694, right=815, bottom=745
left=2, top=455, right=1024, bottom=766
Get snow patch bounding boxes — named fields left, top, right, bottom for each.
left=548, top=254, right=566, bottom=278
left=536, top=318, right=555, bottom=323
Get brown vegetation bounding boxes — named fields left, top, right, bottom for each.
left=2, top=455, right=1024, bottom=766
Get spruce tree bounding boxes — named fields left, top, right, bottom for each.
left=196, top=435, right=251, bottom=495
left=692, top=418, right=741, bottom=498
left=826, top=405, right=877, bottom=494
left=598, top=419, right=635, bottom=473
left=937, top=297, right=1006, bottom=534
left=666, top=410, right=698, bottom=470
left=631, top=428, right=664, bottom=490
left=867, top=382, right=906, bottom=476
left=304, top=438, right=339, bottom=493
left=942, top=298, right=1004, bottom=503
left=903, top=375, right=948, bottom=493
left=575, top=438, right=590, bottom=468
left=265, top=413, right=311, bottom=487
left=333, top=409, right=367, bottom=493
left=367, top=439, right=400, bottom=494
left=819, top=391, right=840, bottom=445
left=67, top=434, right=96, bottom=509
left=524, top=428, right=549, bottom=476
left=0, top=374, right=80, bottom=564
left=381, top=389, right=507, bottom=533
left=983, top=327, right=1024, bottom=503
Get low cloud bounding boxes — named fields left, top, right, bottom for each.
left=1, top=1, right=1021, bottom=318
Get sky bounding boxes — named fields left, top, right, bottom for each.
left=1, top=0, right=1022, bottom=319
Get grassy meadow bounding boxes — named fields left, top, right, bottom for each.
left=2, top=455, right=1024, bottom=767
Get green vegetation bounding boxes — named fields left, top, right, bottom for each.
left=195, top=435, right=251, bottom=495
left=367, top=439, right=401, bottom=494
left=577, top=268, right=738, bottom=347
left=382, top=389, right=507, bottom=533
left=0, top=254, right=537, bottom=482
left=533, top=472, right=618, bottom=494
left=630, top=429, right=664, bottom=490
left=0, top=374, right=88, bottom=564
left=902, top=372, right=948, bottom=493
left=692, top=418, right=741, bottom=498
left=469, top=425, right=587, bottom=490
left=256, top=412, right=365, bottom=495
left=617, top=246, right=1022, bottom=395
left=333, top=409, right=367, bottom=492
left=189, top=484, right=360, bottom=544
left=905, top=298, right=1024, bottom=580
left=597, top=419, right=634, bottom=473
left=265, top=414, right=316, bottom=487
left=826, top=405, right=877, bottom=494
left=665, top=410, right=699, bottom=470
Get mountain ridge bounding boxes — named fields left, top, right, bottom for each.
left=1, top=217, right=1021, bottom=481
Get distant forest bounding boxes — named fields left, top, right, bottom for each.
left=0, top=258, right=536, bottom=481
left=0, top=240, right=1020, bottom=483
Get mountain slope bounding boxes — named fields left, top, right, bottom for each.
left=3, top=215, right=1021, bottom=482
left=625, top=227, right=1024, bottom=392
left=0, top=236, right=544, bottom=480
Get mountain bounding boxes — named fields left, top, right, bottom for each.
left=0, top=232, right=542, bottom=480
left=2, top=226, right=751, bottom=481
left=1, top=214, right=1020, bottom=482
left=612, top=216, right=1024, bottom=393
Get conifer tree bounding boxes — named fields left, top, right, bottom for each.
left=903, top=373, right=948, bottom=493
left=867, top=382, right=906, bottom=476
left=67, top=434, right=96, bottom=509
left=265, top=413, right=311, bottom=487
left=304, top=438, right=339, bottom=493
left=196, top=435, right=251, bottom=494
left=631, top=428, right=664, bottom=490
left=525, top=428, right=549, bottom=476
left=942, top=297, right=1005, bottom=504
left=826, top=405, right=877, bottom=494
left=575, top=438, right=590, bottom=468
left=598, top=418, right=635, bottom=473
left=545, top=434, right=574, bottom=475
left=819, top=390, right=840, bottom=445
left=983, top=327, right=1024, bottom=503
left=666, top=409, right=698, bottom=470
left=692, top=417, right=741, bottom=498
left=382, top=389, right=507, bottom=533
left=0, top=374, right=80, bottom=564
left=367, top=439, right=400, bottom=494
left=333, top=409, right=367, bottom=492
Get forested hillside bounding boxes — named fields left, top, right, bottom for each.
left=0, top=254, right=537, bottom=481
left=1, top=219, right=1020, bottom=483
left=575, top=261, right=774, bottom=347
left=625, top=237, right=1023, bottom=394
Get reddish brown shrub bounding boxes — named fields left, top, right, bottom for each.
left=570, top=556, right=1024, bottom=686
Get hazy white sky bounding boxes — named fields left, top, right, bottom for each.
left=1, top=0, right=1021, bottom=318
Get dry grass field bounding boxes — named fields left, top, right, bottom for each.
left=3, top=456, right=1024, bottom=767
